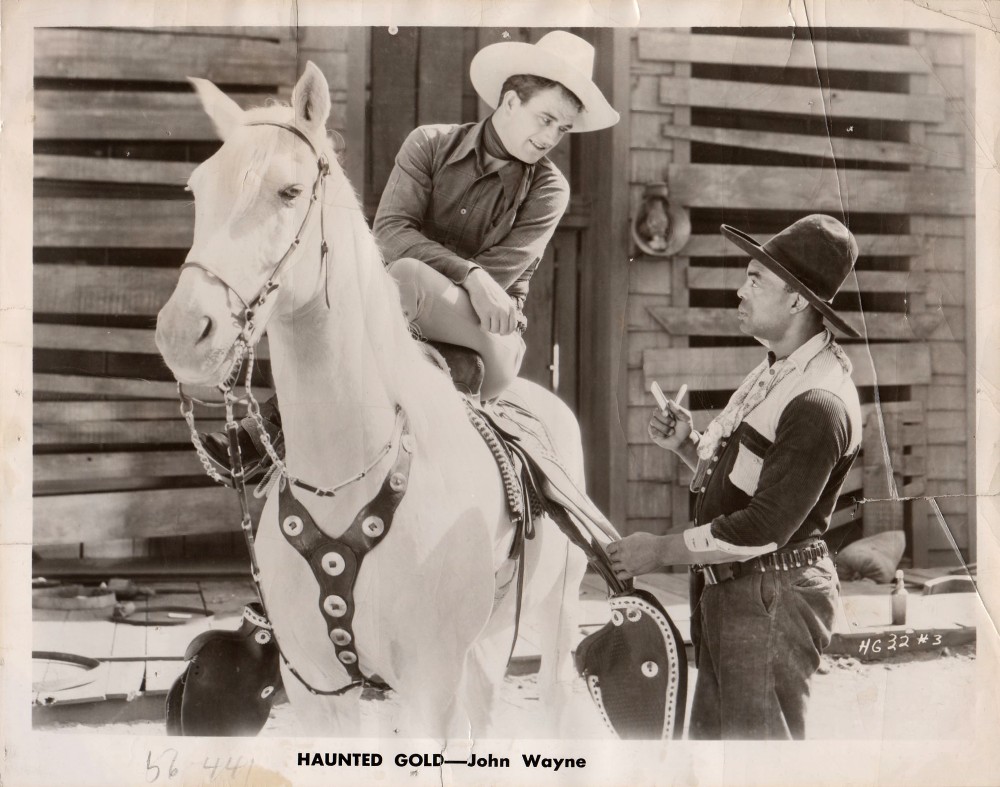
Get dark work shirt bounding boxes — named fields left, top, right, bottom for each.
left=373, top=120, right=570, bottom=302
left=693, top=335, right=863, bottom=549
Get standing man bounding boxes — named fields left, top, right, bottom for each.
left=607, top=215, right=863, bottom=740
left=202, top=30, right=618, bottom=476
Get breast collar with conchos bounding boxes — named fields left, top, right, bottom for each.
left=273, top=410, right=415, bottom=693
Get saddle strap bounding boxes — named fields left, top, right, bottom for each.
left=276, top=415, right=414, bottom=691
left=481, top=400, right=630, bottom=595
left=465, top=402, right=524, bottom=528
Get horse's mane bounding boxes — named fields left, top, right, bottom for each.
left=239, top=104, right=468, bottom=436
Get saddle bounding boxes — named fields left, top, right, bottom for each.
left=478, top=387, right=688, bottom=740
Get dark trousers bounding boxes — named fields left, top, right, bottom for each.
left=689, top=556, right=838, bottom=740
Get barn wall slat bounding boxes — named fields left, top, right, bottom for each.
left=35, top=28, right=297, bottom=85
left=638, top=31, right=931, bottom=74
left=688, top=268, right=916, bottom=294
left=35, top=265, right=178, bottom=315
left=661, top=124, right=952, bottom=168
left=34, top=155, right=196, bottom=185
left=668, top=164, right=974, bottom=215
left=34, top=400, right=195, bottom=423
left=35, top=199, right=193, bottom=247
left=34, top=373, right=275, bottom=401
left=642, top=343, right=932, bottom=388
left=34, top=488, right=254, bottom=545
left=681, top=233, right=923, bottom=258
left=33, top=90, right=315, bottom=141
left=33, top=324, right=271, bottom=360
left=647, top=307, right=934, bottom=342
left=35, top=419, right=208, bottom=446
left=34, top=374, right=185, bottom=399
left=658, top=77, right=945, bottom=123
left=644, top=343, right=931, bottom=384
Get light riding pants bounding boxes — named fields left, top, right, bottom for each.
left=387, top=257, right=525, bottom=400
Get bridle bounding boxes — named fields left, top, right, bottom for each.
left=179, top=120, right=333, bottom=351
left=178, top=120, right=345, bottom=498
left=174, top=121, right=406, bottom=696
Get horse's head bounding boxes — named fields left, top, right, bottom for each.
left=156, top=63, right=337, bottom=386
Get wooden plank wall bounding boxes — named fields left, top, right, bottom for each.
left=905, top=31, right=977, bottom=567
left=625, top=29, right=974, bottom=568
left=33, top=28, right=352, bottom=560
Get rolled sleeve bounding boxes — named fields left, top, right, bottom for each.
left=373, top=128, right=478, bottom=284
left=710, top=391, right=850, bottom=548
left=473, top=166, right=569, bottom=298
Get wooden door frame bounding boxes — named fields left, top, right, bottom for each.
left=577, top=28, right=631, bottom=525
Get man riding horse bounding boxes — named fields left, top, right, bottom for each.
left=200, top=30, right=619, bottom=476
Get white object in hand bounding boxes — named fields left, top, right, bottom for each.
left=651, top=380, right=670, bottom=412
left=651, top=381, right=691, bottom=419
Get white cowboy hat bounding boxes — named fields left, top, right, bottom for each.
left=470, top=30, right=620, bottom=133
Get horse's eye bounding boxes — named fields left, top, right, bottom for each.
left=280, top=185, right=304, bottom=203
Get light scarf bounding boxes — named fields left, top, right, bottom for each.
left=695, top=331, right=851, bottom=461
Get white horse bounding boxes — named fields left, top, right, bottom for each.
left=155, top=63, right=592, bottom=738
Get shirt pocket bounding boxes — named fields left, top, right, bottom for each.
left=729, top=441, right=764, bottom=497
left=479, top=206, right=518, bottom=251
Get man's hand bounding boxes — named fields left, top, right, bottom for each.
left=464, top=268, right=519, bottom=335
left=606, top=533, right=666, bottom=580
left=648, top=404, right=693, bottom=453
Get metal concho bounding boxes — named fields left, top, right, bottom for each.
left=362, top=515, right=385, bottom=538
left=329, top=628, right=352, bottom=646
left=321, top=551, right=346, bottom=576
left=323, top=594, right=348, bottom=618
left=282, top=515, right=304, bottom=537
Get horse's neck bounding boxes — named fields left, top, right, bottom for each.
left=265, top=223, right=398, bottom=498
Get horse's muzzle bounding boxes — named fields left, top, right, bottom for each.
left=156, top=266, right=242, bottom=386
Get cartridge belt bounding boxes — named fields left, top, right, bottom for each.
left=694, top=540, right=829, bottom=586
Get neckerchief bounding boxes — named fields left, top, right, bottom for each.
left=482, top=115, right=516, bottom=161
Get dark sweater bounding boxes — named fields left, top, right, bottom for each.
left=691, top=333, right=863, bottom=550
left=695, top=390, right=858, bottom=548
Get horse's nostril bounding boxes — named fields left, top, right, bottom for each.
left=197, top=316, right=214, bottom=343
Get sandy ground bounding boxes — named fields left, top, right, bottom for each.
left=41, top=643, right=977, bottom=740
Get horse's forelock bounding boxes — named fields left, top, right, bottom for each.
left=228, top=137, right=278, bottom=222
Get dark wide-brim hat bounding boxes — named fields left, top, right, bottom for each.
left=721, top=214, right=861, bottom=339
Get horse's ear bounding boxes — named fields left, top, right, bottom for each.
left=292, top=62, right=331, bottom=135
left=188, top=77, right=243, bottom=141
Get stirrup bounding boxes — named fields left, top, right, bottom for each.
left=165, top=603, right=281, bottom=736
